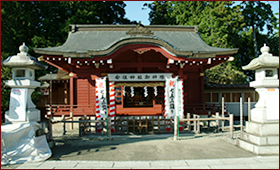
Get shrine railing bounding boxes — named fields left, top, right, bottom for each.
left=42, top=103, right=227, bottom=117
left=184, top=103, right=227, bottom=115
left=44, top=104, right=95, bottom=117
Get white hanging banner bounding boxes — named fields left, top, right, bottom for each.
left=96, top=77, right=107, bottom=118
left=164, top=77, right=184, bottom=119
left=178, top=79, right=184, bottom=118
left=164, top=77, right=177, bottom=119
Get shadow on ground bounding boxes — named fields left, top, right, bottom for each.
left=49, top=129, right=256, bottom=161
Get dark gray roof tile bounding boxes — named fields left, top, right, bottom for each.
left=34, top=24, right=238, bottom=58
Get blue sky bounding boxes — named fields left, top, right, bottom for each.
left=124, top=1, right=279, bottom=32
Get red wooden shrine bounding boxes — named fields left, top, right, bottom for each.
left=35, top=24, right=237, bottom=117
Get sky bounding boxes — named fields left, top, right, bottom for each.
left=124, top=1, right=151, bottom=25
left=124, top=1, right=279, bottom=33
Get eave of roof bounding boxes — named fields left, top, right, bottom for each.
left=205, top=84, right=252, bottom=89
left=34, top=24, right=238, bottom=58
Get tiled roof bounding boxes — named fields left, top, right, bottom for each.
left=205, top=84, right=251, bottom=89
left=34, top=24, right=238, bottom=58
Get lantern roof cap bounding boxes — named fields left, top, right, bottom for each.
left=242, top=44, right=279, bottom=70
left=1, top=43, right=47, bottom=70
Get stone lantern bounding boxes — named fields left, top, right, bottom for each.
left=2, top=43, right=47, bottom=123
left=239, top=44, right=279, bottom=154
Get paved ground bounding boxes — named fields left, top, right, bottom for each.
left=3, top=156, right=279, bottom=169
left=1, top=130, right=279, bottom=169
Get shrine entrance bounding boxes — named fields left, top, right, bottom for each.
left=123, top=87, right=153, bottom=108
left=108, top=73, right=171, bottom=116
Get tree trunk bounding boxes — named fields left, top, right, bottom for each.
left=252, top=25, right=258, bottom=58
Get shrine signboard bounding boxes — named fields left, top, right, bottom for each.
left=108, top=73, right=172, bottom=82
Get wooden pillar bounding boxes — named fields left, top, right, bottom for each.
left=108, top=117, right=111, bottom=141
left=240, top=97, right=243, bottom=137
left=187, top=113, right=190, bottom=130
left=222, top=97, right=224, bottom=131
left=199, top=67, right=204, bottom=103
left=69, top=72, right=74, bottom=130
left=158, top=116, right=160, bottom=133
left=174, top=115, right=178, bottom=140
left=207, top=111, right=211, bottom=128
left=248, top=97, right=251, bottom=122
left=197, top=115, right=200, bottom=133
left=193, top=115, right=197, bottom=132
left=64, top=81, right=68, bottom=104
left=216, top=112, right=219, bottom=132
left=62, top=115, right=66, bottom=135
left=230, top=114, right=234, bottom=139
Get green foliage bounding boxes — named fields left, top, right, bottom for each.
left=1, top=87, right=11, bottom=114
left=1, top=1, right=131, bottom=113
left=1, top=1, right=131, bottom=61
left=206, top=62, right=248, bottom=85
left=146, top=1, right=279, bottom=83
left=239, top=1, right=278, bottom=58
left=31, top=88, right=44, bottom=105
left=1, top=66, right=12, bottom=112
left=271, top=12, right=279, bottom=37
left=240, top=1, right=277, bottom=35
left=146, top=1, right=245, bottom=48
left=144, top=1, right=176, bottom=25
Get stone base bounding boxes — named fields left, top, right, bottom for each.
left=238, top=120, right=279, bottom=155
left=251, top=107, right=279, bottom=123
left=242, top=132, right=279, bottom=145
left=238, top=137, right=279, bottom=155
left=26, top=108, right=41, bottom=122
left=246, top=121, right=279, bottom=136
left=48, top=140, right=55, bottom=149
left=5, top=108, right=41, bottom=123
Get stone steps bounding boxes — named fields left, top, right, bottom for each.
left=238, top=138, right=279, bottom=155
left=237, top=120, right=279, bottom=155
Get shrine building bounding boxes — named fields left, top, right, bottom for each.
left=35, top=24, right=238, bottom=120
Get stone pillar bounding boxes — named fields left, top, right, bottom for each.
left=239, top=44, right=279, bottom=155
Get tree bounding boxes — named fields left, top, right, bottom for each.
left=144, top=1, right=176, bottom=25
left=1, top=1, right=131, bottom=60
left=206, top=62, right=247, bottom=85
left=145, top=1, right=278, bottom=83
left=1, top=1, right=132, bottom=113
left=239, top=1, right=278, bottom=58
left=146, top=1, right=248, bottom=84
left=146, top=1, right=245, bottom=48
left=1, top=66, right=12, bottom=119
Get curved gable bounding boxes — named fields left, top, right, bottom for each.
left=34, top=24, right=238, bottom=59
